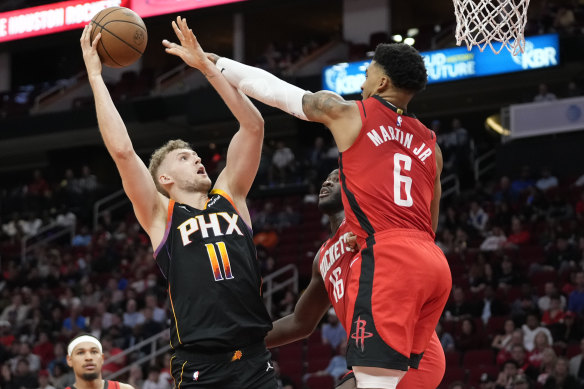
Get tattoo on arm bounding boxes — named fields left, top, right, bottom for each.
left=302, top=91, right=345, bottom=122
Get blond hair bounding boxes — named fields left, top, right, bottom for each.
left=148, top=139, right=192, bottom=197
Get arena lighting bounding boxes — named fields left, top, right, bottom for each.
left=392, top=34, right=403, bottom=42
left=407, top=27, right=419, bottom=37
left=485, top=114, right=510, bottom=136
left=404, top=37, right=415, bottom=46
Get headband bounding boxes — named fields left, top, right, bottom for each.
left=67, top=335, right=103, bottom=356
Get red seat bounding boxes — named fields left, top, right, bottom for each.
left=440, top=366, right=466, bottom=387
left=566, top=344, right=581, bottom=358
left=306, top=374, right=334, bottom=389
left=468, top=365, right=500, bottom=385
left=486, top=316, right=508, bottom=335
left=276, top=342, right=303, bottom=361
left=445, top=350, right=461, bottom=367
left=462, top=349, right=495, bottom=368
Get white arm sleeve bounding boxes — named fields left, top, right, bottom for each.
left=216, top=57, right=309, bottom=121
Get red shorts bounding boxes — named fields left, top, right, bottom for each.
left=398, top=331, right=445, bottom=388
left=344, top=229, right=451, bottom=371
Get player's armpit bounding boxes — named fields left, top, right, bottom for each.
left=302, top=91, right=362, bottom=151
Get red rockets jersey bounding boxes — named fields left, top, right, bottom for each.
left=340, top=96, right=437, bottom=240
left=318, top=219, right=355, bottom=328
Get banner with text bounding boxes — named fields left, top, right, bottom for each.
left=323, top=34, right=560, bottom=95
left=0, top=0, right=127, bottom=43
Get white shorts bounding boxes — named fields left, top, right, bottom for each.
left=353, top=366, right=406, bottom=389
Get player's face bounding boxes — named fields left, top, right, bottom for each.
left=66, top=342, right=104, bottom=381
left=160, top=148, right=212, bottom=193
left=361, top=61, right=385, bottom=100
left=318, top=169, right=343, bottom=214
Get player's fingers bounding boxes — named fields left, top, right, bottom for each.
left=171, top=21, right=185, bottom=42
left=92, top=32, right=101, bottom=48
left=80, top=24, right=88, bottom=43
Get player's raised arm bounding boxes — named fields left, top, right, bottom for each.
left=81, top=24, right=166, bottom=244
left=265, top=252, right=331, bottom=348
left=163, top=17, right=264, bottom=222
left=206, top=55, right=362, bottom=151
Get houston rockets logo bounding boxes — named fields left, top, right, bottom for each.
left=350, top=316, right=373, bottom=351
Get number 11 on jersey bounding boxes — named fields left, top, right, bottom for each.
left=205, top=242, right=234, bottom=281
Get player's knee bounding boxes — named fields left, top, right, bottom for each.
left=353, top=366, right=406, bottom=389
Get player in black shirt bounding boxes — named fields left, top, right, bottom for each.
left=81, top=16, right=275, bottom=388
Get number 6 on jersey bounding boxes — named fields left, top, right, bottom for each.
left=394, top=153, right=413, bottom=207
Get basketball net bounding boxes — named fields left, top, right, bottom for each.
left=453, top=0, right=530, bottom=55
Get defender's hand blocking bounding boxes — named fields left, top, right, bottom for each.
left=163, top=16, right=213, bottom=73
left=80, top=24, right=102, bottom=77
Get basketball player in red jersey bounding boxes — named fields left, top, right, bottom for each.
left=82, top=17, right=277, bottom=388
left=206, top=42, right=452, bottom=388
left=66, top=334, right=134, bottom=389
left=265, top=169, right=445, bottom=388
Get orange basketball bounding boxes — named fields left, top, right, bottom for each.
left=90, top=7, right=148, bottom=68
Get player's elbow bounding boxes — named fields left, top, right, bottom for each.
left=111, top=144, right=135, bottom=162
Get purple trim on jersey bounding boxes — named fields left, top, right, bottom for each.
left=154, top=200, right=175, bottom=258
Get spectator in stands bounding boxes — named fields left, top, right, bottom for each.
left=480, top=225, right=507, bottom=251
left=50, top=362, right=73, bottom=388
left=505, top=217, right=531, bottom=247
left=568, top=338, right=584, bottom=385
left=26, top=169, right=50, bottom=212
left=78, top=165, right=99, bottom=194
left=104, top=313, right=132, bottom=348
left=534, top=83, right=557, bottom=102
left=321, top=308, right=346, bottom=350
left=127, top=365, right=144, bottom=388
left=522, top=313, right=553, bottom=352
left=444, top=286, right=475, bottom=321
left=95, top=302, right=114, bottom=330
left=497, top=258, right=522, bottom=290
left=143, top=364, right=171, bottom=389
left=496, top=360, right=520, bottom=388
left=2, top=359, right=38, bottom=389
left=511, top=166, right=535, bottom=199
left=479, top=373, right=496, bottom=389
left=527, top=331, right=552, bottom=369
left=492, top=319, right=517, bottom=352
left=9, top=342, right=40, bottom=373
left=100, top=336, right=124, bottom=376
left=554, top=311, right=583, bottom=348
left=277, top=289, right=297, bottom=318
left=512, top=373, right=532, bottom=389
left=553, top=6, right=576, bottom=34
left=510, top=344, right=539, bottom=380
left=537, top=348, right=558, bottom=386
left=144, top=294, right=166, bottom=324
left=303, top=342, right=348, bottom=385
left=37, top=369, right=56, bottom=389
left=270, top=141, right=296, bottom=184
left=541, top=293, right=566, bottom=329
left=536, top=167, right=559, bottom=192
left=32, top=332, right=54, bottom=368
left=122, top=299, right=144, bottom=329
left=566, top=81, right=581, bottom=98
left=71, top=225, right=92, bottom=247
left=436, top=320, right=455, bottom=352
left=62, top=303, right=87, bottom=334
left=468, top=201, right=489, bottom=235
left=494, top=176, right=515, bottom=204
left=544, top=357, right=579, bottom=389
left=478, top=285, right=508, bottom=324
left=568, top=271, right=584, bottom=314
left=0, top=293, right=29, bottom=330
left=138, top=307, right=164, bottom=342
left=46, top=343, right=66, bottom=376
left=456, top=318, right=483, bottom=351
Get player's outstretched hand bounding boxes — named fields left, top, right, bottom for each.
left=163, top=16, right=212, bottom=73
left=80, top=24, right=102, bottom=77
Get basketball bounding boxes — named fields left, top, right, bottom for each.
left=90, top=7, right=148, bottom=68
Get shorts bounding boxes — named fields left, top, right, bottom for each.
left=335, top=332, right=445, bottom=389
left=398, top=331, right=445, bottom=388
left=344, top=229, right=451, bottom=371
left=170, top=342, right=277, bottom=388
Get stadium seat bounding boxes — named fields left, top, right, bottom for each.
left=462, top=349, right=495, bottom=368
left=445, top=350, right=462, bottom=367
left=306, top=374, right=334, bottom=389
left=468, top=364, right=500, bottom=385
left=440, top=366, right=466, bottom=388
